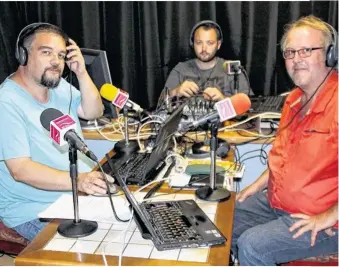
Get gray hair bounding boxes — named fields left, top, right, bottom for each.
left=280, top=15, right=333, bottom=52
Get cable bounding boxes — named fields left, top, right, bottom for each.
left=96, top=159, right=130, bottom=223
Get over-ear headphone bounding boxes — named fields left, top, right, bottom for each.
left=187, top=138, right=230, bottom=159
left=15, top=22, right=68, bottom=66
left=189, top=20, right=223, bottom=47
left=325, top=23, right=338, bottom=68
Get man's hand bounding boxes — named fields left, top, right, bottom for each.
left=289, top=206, right=338, bottom=246
left=203, top=87, right=225, bottom=101
left=236, top=183, right=261, bottom=202
left=77, top=171, right=114, bottom=195
left=65, top=38, right=87, bottom=77
left=173, top=81, right=199, bottom=98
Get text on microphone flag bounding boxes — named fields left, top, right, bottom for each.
left=215, top=98, right=236, bottom=122
left=112, top=90, right=129, bottom=109
left=50, top=114, right=77, bottom=146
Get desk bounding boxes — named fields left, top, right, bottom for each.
left=15, top=148, right=236, bottom=266
left=15, top=191, right=235, bottom=266
left=83, top=128, right=274, bottom=145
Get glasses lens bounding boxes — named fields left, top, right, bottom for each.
left=283, top=50, right=295, bottom=59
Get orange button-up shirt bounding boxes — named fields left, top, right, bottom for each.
left=268, top=71, right=338, bottom=217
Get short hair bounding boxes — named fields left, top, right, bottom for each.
left=196, top=23, right=222, bottom=41
left=280, top=15, right=333, bottom=52
left=22, top=24, right=68, bottom=52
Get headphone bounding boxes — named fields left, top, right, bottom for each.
left=325, top=22, right=338, bottom=68
left=187, top=138, right=230, bottom=159
left=189, top=20, right=223, bottom=47
left=15, top=22, right=67, bottom=66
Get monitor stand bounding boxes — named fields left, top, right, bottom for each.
left=80, top=117, right=111, bottom=131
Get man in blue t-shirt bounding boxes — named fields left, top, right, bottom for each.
left=0, top=23, right=112, bottom=241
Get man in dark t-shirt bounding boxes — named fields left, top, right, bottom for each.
left=165, top=20, right=251, bottom=101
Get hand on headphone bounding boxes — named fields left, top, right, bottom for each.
left=65, top=38, right=87, bottom=77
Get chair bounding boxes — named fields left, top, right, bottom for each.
left=282, top=253, right=338, bottom=266
left=0, top=221, right=29, bottom=255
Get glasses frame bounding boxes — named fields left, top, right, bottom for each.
left=283, top=47, right=324, bottom=59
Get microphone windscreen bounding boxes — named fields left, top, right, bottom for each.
left=230, top=93, right=251, bottom=115
left=100, top=84, right=120, bottom=102
left=40, top=108, right=63, bottom=131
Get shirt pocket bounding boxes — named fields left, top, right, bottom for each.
left=298, top=126, right=337, bottom=166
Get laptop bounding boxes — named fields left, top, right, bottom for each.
left=109, top=103, right=186, bottom=185
left=105, top=155, right=226, bottom=251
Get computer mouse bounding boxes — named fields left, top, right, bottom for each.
left=196, top=186, right=213, bottom=199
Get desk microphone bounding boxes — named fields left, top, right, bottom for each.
left=40, top=108, right=98, bottom=161
left=99, top=84, right=140, bottom=154
left=100, top=83, right=148, bottom=114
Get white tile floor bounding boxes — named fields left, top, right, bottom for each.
left=0, top=254, right=15, bottom=266
left=42, top=193, right=218, bottom=263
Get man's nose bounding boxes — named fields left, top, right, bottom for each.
left=50, top=53, right=61, bottom=65
left=292, top=52, right=303, bottom=64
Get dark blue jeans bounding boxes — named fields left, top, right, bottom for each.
left=13, top=219, right=48, bottom=241
left=232, top=192, right=338, bottom=266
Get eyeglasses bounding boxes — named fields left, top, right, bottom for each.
left=283, top=47, right=324, bottom=59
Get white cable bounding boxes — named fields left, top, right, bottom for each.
left=222, top=128, right=276, bottom=138
left=102, top=204, right=134, bottom=266
left=137, top=120, right=164, bottom=152
left=191, top=112, right=282, bottom=137
left=165, top=153, right=187, bottom=173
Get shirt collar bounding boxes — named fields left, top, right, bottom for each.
left=286, top=71, right=338, bottom=114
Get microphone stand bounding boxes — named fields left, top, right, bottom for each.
left=195, top=122, right=231, bottom=202
left=114, top=106, right=139, bottom=154
left=57, top=145, right=98, bottom=238
left=233, top=66, right=239, bottom=94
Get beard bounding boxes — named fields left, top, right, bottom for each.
left=196, top=49, right=218, bottom=63
left=40, top=68, right=62, bottom=88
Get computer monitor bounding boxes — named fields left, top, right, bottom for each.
left=68, top=48, right=118, bottom=120
left=82, top=48, right=118, bottom=120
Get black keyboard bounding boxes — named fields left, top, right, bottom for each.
left=116, top=153, right=151, bottom=184
left=143, top=202, right=202, bottom=243
left=250, top=95, right=286, bottom=113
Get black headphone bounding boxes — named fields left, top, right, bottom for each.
left=325, top=23, right=338, bottom=68
left=15, top=22, right=67, bottom=66
left=187, top=138, right=230, bottom=159
left=189, top=20, right=223, bottom=47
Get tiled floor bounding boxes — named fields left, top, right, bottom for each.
left=42, top=193, right=217, bottom=263
left=0, top=254, right=15, bottom=266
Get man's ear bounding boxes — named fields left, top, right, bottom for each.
left=217, top=40, right=221, bottom=50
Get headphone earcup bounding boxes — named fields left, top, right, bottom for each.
left=17, top=46, right=28, bottom=66
left=326, top=44, right=337, bottom=67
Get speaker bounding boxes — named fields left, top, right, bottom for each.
left=15, top=22, right=67, bottom=66
left=189, top=20, right=223, bottom=47
left=187, top=138, right=230, bottom=159
left=325, top=23, right=338, bottom=68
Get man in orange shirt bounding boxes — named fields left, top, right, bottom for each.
left=231, top=15, right=338, bottom=265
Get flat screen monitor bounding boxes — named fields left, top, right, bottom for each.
left=68, top=48, right=118, bottom=120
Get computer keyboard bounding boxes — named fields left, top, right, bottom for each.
left=250, top=95, right=286, bottom=113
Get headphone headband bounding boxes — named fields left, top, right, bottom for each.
left=15, top=22, right=67, bottom=66
left=189, top=20, right=223, bottom=47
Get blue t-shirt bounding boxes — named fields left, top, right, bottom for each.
left=0, top=77, right=94, bottom=228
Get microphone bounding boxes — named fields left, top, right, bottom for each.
left=180, top=93, right=251, bottom=132
left=222, top=60, right=242, bottom=75
left=40, top=108, right=98, bottom=161
left=100, top=84, right=145, bottom=114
